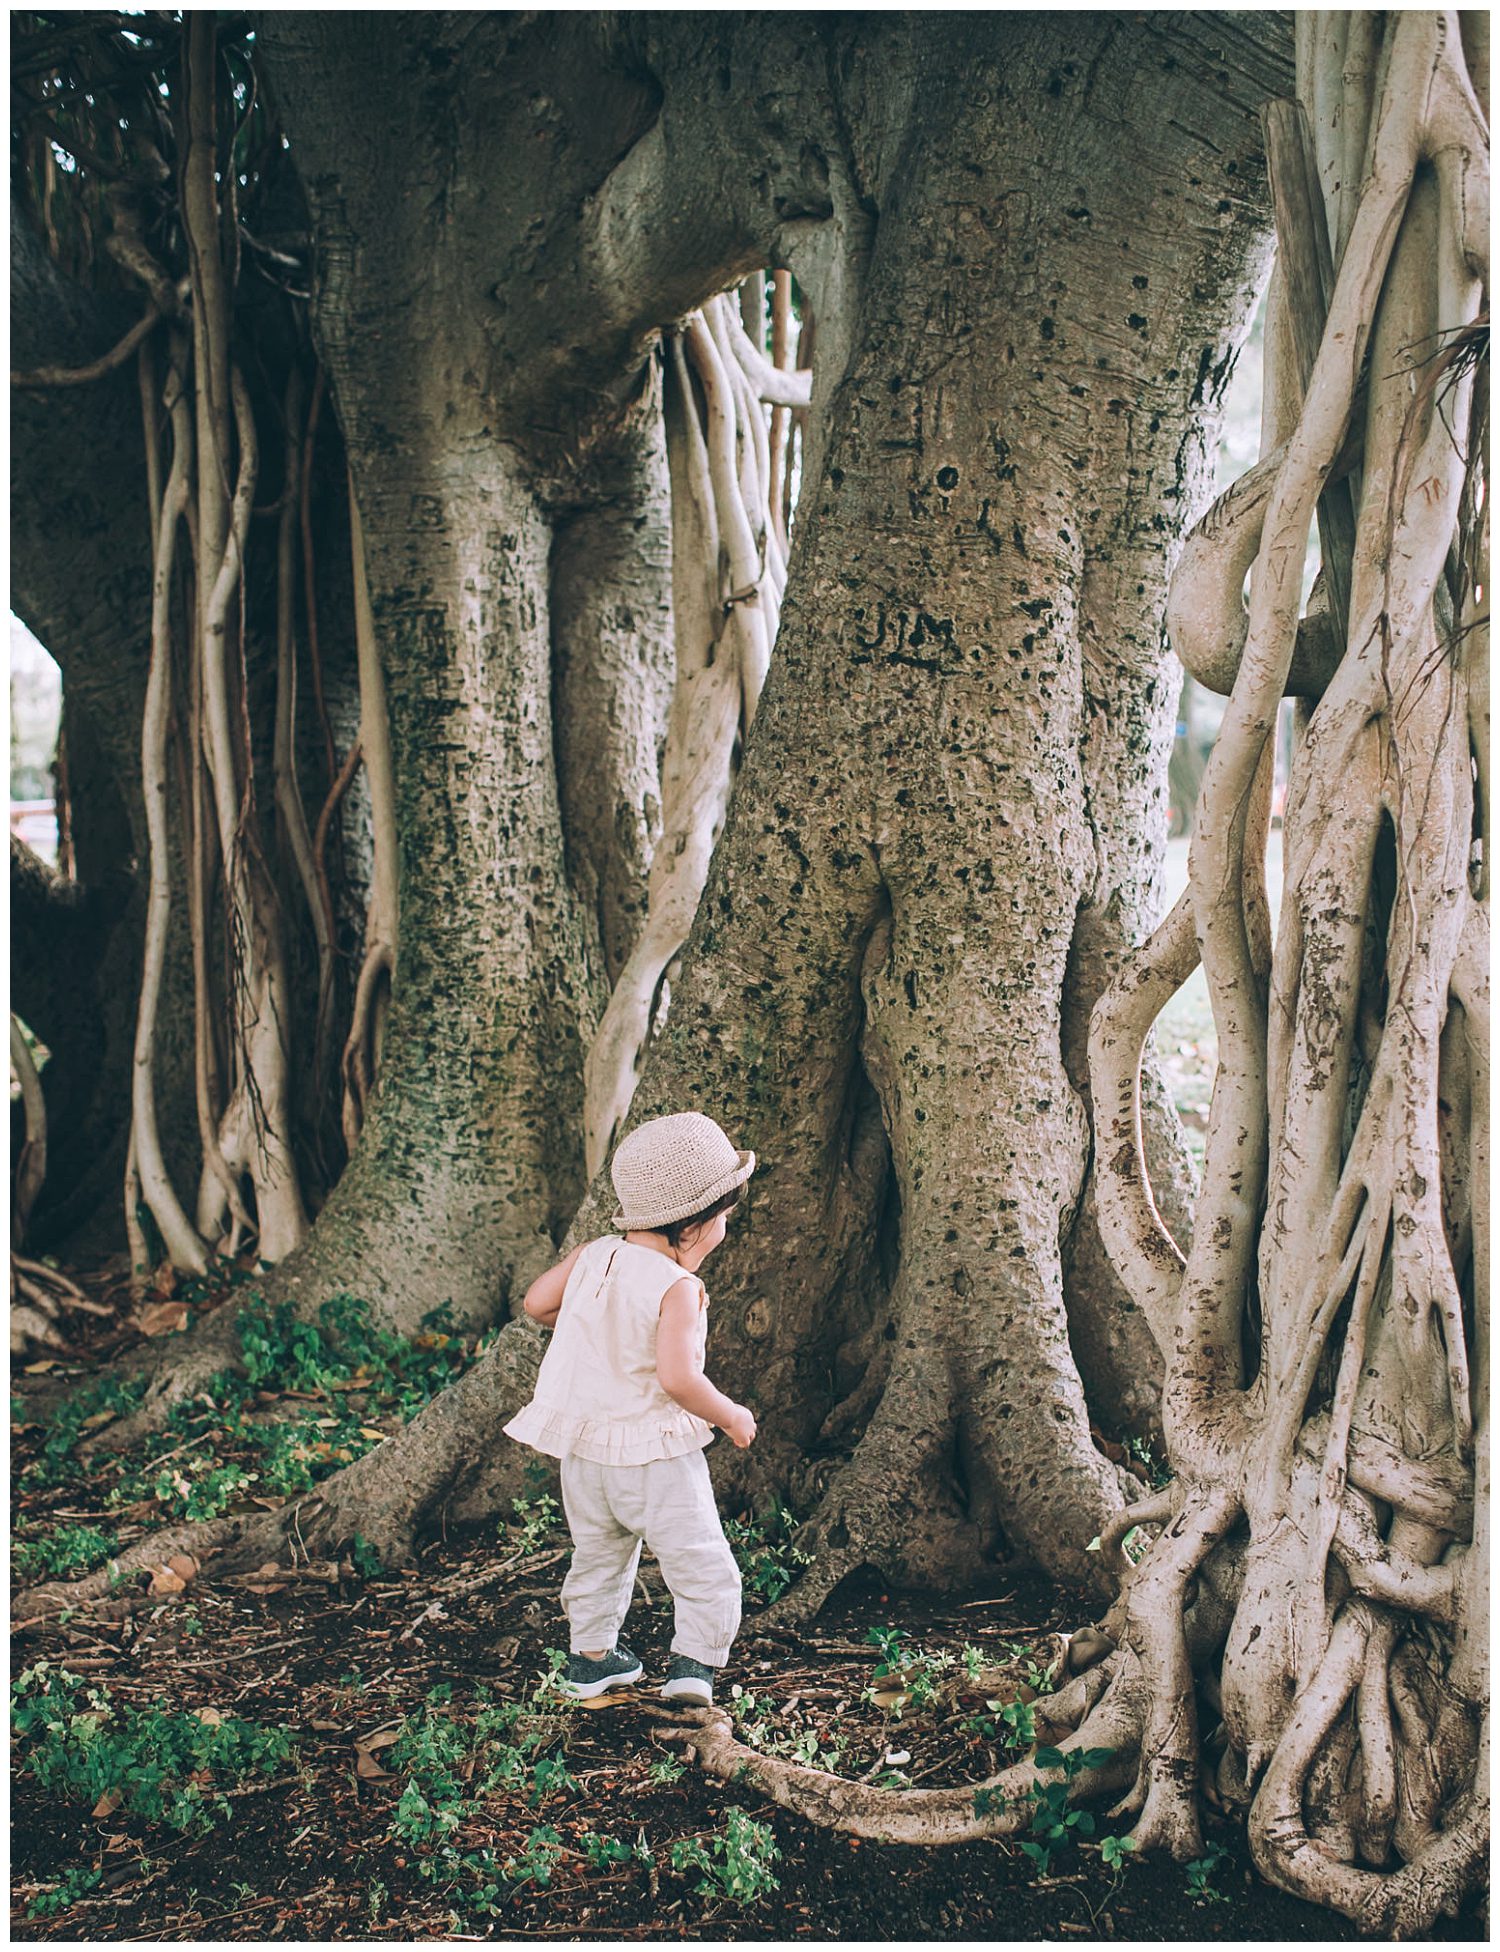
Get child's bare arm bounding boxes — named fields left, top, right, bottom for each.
left=657, top=1278, right=756, bottom=1446
left=520, top=1245, right=584, bottom=1327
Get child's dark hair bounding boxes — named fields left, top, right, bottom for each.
left=661, top=1183, right=744, bottom=1247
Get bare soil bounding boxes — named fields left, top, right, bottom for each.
left=10, top=1262, right=1488, bottom=1942
left=11, top=1544, right=1489, bottom=1941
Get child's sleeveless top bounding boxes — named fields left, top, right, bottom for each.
left=503, top=1236, right=714, bottom=1465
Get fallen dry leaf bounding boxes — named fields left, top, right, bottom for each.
left=81, top=1409, right=118, bottom=1430
left=167, top=1552, right=199, bottom=1581
left=869, top=1688, right=911, bottom=1711
left=23, top=1359, right=56, bottom=1374
left=192, top=1706, right=225, bottom=1727
left=151, top=1262, right=178, bottom=1298
left=148, top=1566, right=186, bottom=1596
left=356, top=1726, right=403, bottom=1753
left=137, top=1299, right=190, bottom=1337
left=358, top=1426, right=386, bottom=1442
left=355, top=1748, right=393, bottom=1780
left=93, top=1788, right=124, bottom=1818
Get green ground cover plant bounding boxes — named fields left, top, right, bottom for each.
left=12, top=1663, right=296, bottom=1834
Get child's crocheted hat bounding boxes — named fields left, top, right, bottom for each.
left=610, top=1112, right=756, bottom=1230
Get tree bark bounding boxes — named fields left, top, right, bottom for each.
left=45, top=13, right=1286, bottom=1573
left=208, top=11, right=1291, bottom=1584
left=549, top=370, right=676, bottom=997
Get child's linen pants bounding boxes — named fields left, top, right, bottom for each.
left=559, top=1449, right=742, bottom=1666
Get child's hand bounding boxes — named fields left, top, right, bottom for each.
left=722, top=1403, right=757, bottom=1449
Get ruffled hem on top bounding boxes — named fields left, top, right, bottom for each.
left=503, top=1398, right=714, bottom=1466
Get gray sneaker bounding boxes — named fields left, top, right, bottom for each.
left=564, top=1641, right=643, bottom=1699
left=660, top=1654, right=716, bottom=1705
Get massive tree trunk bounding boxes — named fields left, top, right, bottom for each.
left=617, top=13, right=1287, bottom=1601
left=55, top=10, right=1290, bottom=1574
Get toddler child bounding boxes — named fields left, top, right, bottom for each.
left=504, top=1111, right=757, bottom=1704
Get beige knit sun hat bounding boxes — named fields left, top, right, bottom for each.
left=610, top=1112, right=756, bottom=1231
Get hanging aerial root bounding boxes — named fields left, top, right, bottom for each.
left=582, top=288, right=786, bottom=1173
left=340, top=474, right=397, bottom=1150
left=342, top=940, right=393, bottom=1145
left=1087, top=889, right=1196, bottom=1347
left=11, top=1013, right=47, bottom=1236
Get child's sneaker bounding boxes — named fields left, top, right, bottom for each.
left=660, top=1654, right=716, bottom=1705
left=564, top=1641, right=642, bottom=1699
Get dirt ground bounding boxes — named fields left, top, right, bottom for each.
left=10, top=1265, right=1489, bottom=1944
left=10, top=1548, right=1489, bottom=1942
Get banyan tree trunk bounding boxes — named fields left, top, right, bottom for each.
left=78, top=9, right=1287, bottom=1588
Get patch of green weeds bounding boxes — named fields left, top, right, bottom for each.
left=1185, top=1842, right=1231, bottom=1902
left=648, top=1754, right=685, bottom=1786
left=20, top=1375, right=146, bottom=1489
left=12, top=1522, right=117, bottom=1581
left=580, top=1830, right=652, bottom=1870
left=384, top=1656, right=591, bottom=1918
left=504, top=1825, right=563, bottom=1887
left=1014, top=1745, right=1118, bottom=1877
left=962, top=1694, right=1036, bottom=1752
left=235, top=1293, right=464, bottom=1414
left=15, top=1296, right=473, bottom=1573
left=152, top=1453, right=256, bottom=1521
left=726, top=1684, right=846, bottom=1772
left=723, top=1505, right=812, bottom=1602
left=12, top=1662, right=295, bottom=1834
left=998, top=1639, right=1058, bottom=1696
left=862, top=1625, right=956, bottom=1716
left=25, top=1864, right=103, bottom=1918
left=505, top=1489, right=561, bottom=1553
left=1101, top=1832, right=1139, bottom=1870
left=669, top=1809, right=781, bottom=1905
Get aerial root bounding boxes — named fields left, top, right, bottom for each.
left=1114, top=1483, right=1242, bottom=1859
left=12, top=1253, right=113, bottom=1353
left=1096, top=1482, right=1181, bottom=1584
left=1246, top=1603, right=1486, bottom=1935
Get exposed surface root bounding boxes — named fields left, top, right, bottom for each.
left=646, top=1695, right=1141, bottom=1845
